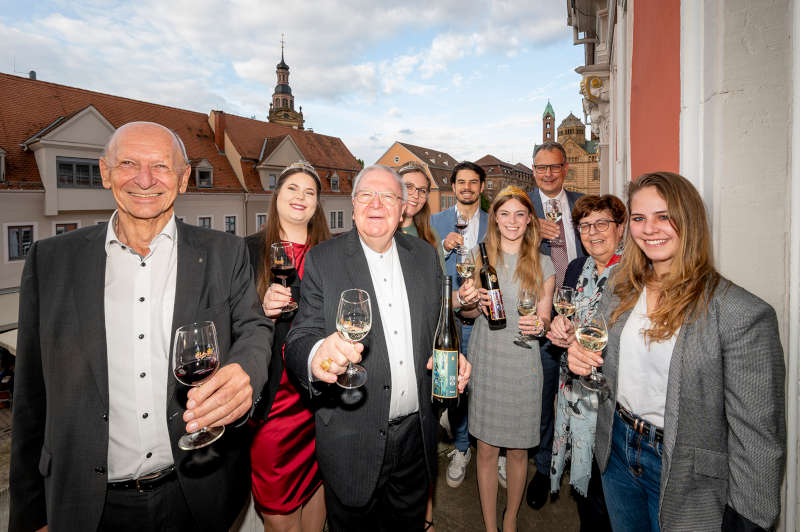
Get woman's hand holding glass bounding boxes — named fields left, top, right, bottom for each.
left=518, top=313, right=545, bottom=337
left=261, top=283, right=293, bottom=319
left=546, top=314, right=575, bottom=348
left=566, top=340, right=603, bottom=376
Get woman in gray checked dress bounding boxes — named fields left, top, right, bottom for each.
left=458, top=186, right=555, bottom=532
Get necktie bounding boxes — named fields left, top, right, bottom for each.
left=550, top=217, right=568, bottom=289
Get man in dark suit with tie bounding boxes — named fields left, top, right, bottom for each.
left=526, top=141, right=586, bottom=509
left=285, top=165, right=471, bottom=531
left=10, top=122, right=272, bottom=532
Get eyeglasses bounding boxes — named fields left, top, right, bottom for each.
left=354, top=190, right=402, bottom=206
left=533, top=163, right=564, bottom=175
left=404, top=183, right=429, bottom=197
left=577, top=219, right=615, bottom=234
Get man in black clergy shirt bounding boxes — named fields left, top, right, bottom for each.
left=285, top=165, right=471, bottom=531
left=10, top=122, right=272, bottom=532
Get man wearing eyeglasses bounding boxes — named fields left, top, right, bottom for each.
left=285, top=165, right=471, bottom=531
left=430, top=161, right=489, bottom=489
left=525, top=141, right=587, bottom=510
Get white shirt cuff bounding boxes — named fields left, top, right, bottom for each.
left=307, top=338, right=325, bottom=382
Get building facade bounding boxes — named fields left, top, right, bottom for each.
left=0, top=72, right=359, bottom=292
left=474, top=155, right=534, bottom=201
left=535, top=104, right=600, bottom=195
left=565, top=1, right=799, bottom=529
left=375, top=141, right=460, bottom=213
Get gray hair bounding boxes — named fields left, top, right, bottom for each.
left=351, top=164, right=407, bottom=203
left=103, top=121, right=190, bottom=172
left=532, top=141, right=567, bottom=164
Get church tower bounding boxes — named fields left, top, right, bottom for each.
left=268, top=35, right=305, bottom=130
left=543, top=100, right=555, bottom=141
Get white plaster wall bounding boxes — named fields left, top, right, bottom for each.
left=174, top=192, right=247, bottom=236
left=680, top=1, right=796, bottom=528
left=320, top=194, right=354, bottom=234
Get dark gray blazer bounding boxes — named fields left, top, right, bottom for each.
left=528, top=186, right=586, bottom=259
left=284, top=228, right=442, bottom=507
left=10, top=221, right=272, bottom=532
left=594, top=277, right=785, bottom=531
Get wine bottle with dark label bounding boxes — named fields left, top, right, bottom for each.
left=432, top=276, right=460, bottom=406
left=479, top=242, right=506, bottom=329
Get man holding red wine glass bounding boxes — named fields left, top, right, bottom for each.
left=285, top=165, right=471, bottom=531
left=10, top=122, right=272, bottom=532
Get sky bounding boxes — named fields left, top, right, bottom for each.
left=0, top=0, right=587, bottom=166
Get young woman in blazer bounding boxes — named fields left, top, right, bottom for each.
left=568, top=172, right=785, bottom=531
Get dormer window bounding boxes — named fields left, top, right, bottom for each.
left=57, top=157, right=103, bottom=188
left=330, top=172, right=340, bottom=192
left=196, top=169, right=213, bottom=188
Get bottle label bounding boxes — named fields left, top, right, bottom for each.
left=432, top=349, right=458, bottom=399
left=487, top=289, right=506, bottom=321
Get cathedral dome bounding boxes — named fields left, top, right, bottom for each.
left=274, top=84, right=292, bottom=95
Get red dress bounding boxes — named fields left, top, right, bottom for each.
left=250, top=242, right=322, bottom=514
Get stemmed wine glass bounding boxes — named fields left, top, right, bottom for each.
left=455, top=211, right=469, bottom=236
left=336, top=289, right=371, bottom=389
left=544, top=199, right=563, bottom=245
left=513, top=287, right=538, bottom=348
left=554, top=286, right=576, bottom=320
left=455, top=247, right=475, bottom=283
left=271, top=242, right=298, bottom=313
left=575, top=305, right=610, bottom=396
left=173, top=321, right=224, bottom=450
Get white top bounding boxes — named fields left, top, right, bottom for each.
left=104, top=212, right=177, bottom=481
left=359, top=238, right=418, bottom=418
left=616, top=287, right=679, bottom=428
left=538, top=187, right=579, bottom=262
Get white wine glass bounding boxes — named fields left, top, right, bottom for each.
left=576, top=308, right=610, bottom=395
left=173, top=321, right=224, bottom=450
left=455, top=247, right=475, bottom=282
left=336, top=289, right=371, bottom=389
left=270, top=242, right=298, bottom=313
left=544, top=199, right=563, bottom=245
left=554, top=286, right=576, bottom=321
left=513, top=287, right=538, bottom=348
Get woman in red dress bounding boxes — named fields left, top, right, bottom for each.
left=246, top=161, right=331, bottom=532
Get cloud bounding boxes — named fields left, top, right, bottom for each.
left=398, top=128, right=414, bottom=135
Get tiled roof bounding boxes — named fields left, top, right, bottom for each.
left=515, top=162, right=532, bottom=172
left=558, top=112, right=584, bottom=128
left=397, top=142, right=459, bottom=171
left=475, top=154, right=509, bottom=168
left=0, top=73, right=242, bottom=192
left=221, top=112, right=361, bottom=194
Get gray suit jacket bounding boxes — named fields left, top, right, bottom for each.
left=284, top=228, right=442, bottom=507
left=594, top=277, right=785, bottom=531
left=10, top=221, right=272, bottom=532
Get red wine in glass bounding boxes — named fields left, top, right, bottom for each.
left=270, top=242, right=299, bottom=312
left=174, top=354, right=219, bottom=386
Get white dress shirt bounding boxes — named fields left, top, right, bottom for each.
left=359, top=238, right=418, bottom=419
left=616, top=287, right=679, bottom=428
left=460, top=205, right=481, bottom=251
left=104, top=212, right=177, bottom=481
left=538, top=187, right=579, bottom=262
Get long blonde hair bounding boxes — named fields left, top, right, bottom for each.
left=610, top=172, right=720, bottom=342
left=477, top=186, right=544, bottom=295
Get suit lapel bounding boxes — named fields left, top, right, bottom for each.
left=167, top=222, right=207, bottom=401
left=660, top=317, right=689, bottom=499
left=75, top=227, right=110, bottom=409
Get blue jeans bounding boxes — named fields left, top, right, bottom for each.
left=449, top=323, right=472, bottom=452
left=601, top=411, right=663, bottom=532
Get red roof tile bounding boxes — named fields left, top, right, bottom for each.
left=0, top=73, right=242, bottom=192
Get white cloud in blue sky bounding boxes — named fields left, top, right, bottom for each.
left=0, top=0, right=587, bottom=165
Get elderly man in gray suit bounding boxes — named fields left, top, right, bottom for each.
left=10, top=122, right=272, bottom=532
left=285, top=165, right=471, bottom=531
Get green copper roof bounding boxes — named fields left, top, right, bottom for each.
left=543, top=100, right=555, bottom=119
